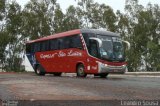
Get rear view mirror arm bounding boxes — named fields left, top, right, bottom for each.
left=89, top=37, right=102, bottom=47
left=122, top=40, right=130, bottom=50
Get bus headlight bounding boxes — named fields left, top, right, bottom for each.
left=97, top=61, right=108, bottom=68
left=122, top=64, right=126, bottom=68
left=100, top=63, right=108, bottom=67
left=105, top=64, right=108, bottom=67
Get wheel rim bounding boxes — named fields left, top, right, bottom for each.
left=37, top=68, right=40, bottom=74
left=78, top=67, right=84, bottom=75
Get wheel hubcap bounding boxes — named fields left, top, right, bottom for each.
left=79, top=67, right=84, bottom=75
left=37, top=68, right=40, bottom=74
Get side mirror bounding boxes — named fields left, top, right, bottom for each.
left=89, top=37, right=102, bottom=47
left=122, top=40, right=130, bottom=50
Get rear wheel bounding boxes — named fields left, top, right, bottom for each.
left=53, top=72, right=62, bottom=76
left=77, top=64, right=87, bottom=77
left=36, top=65, right=45, bottom=76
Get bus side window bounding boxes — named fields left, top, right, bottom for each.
left=26, top=44, right=31, bottom=53
left=37, top=43, right=40, bottom=52
left=82, top=33, right=96, bottom=49
left=31, top=43, right=35, bottom=53
left=64, top=37, right=70, bottom=49
left=34, top=42, right=40, bottom=52
left=68, top=36, right=74, bottom=48
left=50, top=39, right=59, bottom=50
left=89, top=40, right=99, bottom=58
left=71, top=35, right=83, bottom=49
left=41, top=42, right=46, bottom=51
left=59, top=37, right=72, bottom=49
left=45, top=40, right=50, bottom=51
left=59, top=38, right=64, bottom=49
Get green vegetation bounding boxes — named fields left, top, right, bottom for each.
left=0, top=0, right=159, bottom=72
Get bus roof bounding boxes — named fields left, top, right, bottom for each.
left=26, top=29, right=81, bottom=44
left=26, top=29, right=120, bottom=44
left=80, top=29, right=120, bottom=36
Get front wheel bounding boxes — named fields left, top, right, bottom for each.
left=77, top=64, right=87, bottom=77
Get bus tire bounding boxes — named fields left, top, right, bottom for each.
left=99, top=73, right=108, bottom=78
left=36, top=65, right=45, bottom=76
left=77, top=64, right=87, bottom=77
left=53, top=72, right=62, bottom=76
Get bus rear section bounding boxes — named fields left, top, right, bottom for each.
left=26, top=29, right=130, bottom=77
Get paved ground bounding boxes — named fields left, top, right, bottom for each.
left=0, top=72, right=160, bottom=106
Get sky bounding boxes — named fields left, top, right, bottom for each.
left=16, top=0, right=159, bottom=13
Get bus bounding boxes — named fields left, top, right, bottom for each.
left=26, top=29, right=130, bottom=78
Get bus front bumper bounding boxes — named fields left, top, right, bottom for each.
left=98, top=62, right=127, bottom=74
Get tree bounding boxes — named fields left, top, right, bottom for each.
left=52, top=4, right=65, bottom=33
left=145, top=4, right=160, bottom=71
left=0, top=29, right=9, bottom=70
left=75, top=0, right=117, bottom=31
left=63, top=5, right=80, bottom=30
left=22, top=0, right=56, bottom=40
left=4, top=1, right=23, bottom=71
left=0, top=0, right=5, bottom=20
left=124, top=0, right=160, bottom=71
left=102, top=4, right=117, bottom=31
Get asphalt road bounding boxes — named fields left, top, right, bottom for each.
left=0, top=72, right=160, bottom=106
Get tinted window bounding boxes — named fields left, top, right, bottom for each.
left=64, top=37, right=70, bottom=49
left=27, top=43, right=38, bottom=53
left=41, top=42, right=46, bottom=51
left=28, top=34, right=83, bottom=52
left=31, top=43, right=35, bottom=53
left=59, top=38, right=64, bottom=49
left=26, top=44, right=31, bottom=53
left=89, top=40, right=99, bottom=57
left=70, top=35, right=83, bottom=48
left=82, top=33, right=96, bottom=48
left=50, top=39, right=59, bottom=50
left=34, top=42, right=40, bottom=52
left=45, top=40, right=50, bottom=51
left=59, top=35, right=83, bottom=49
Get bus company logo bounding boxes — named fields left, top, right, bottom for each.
left=40, top=50, right=82, bottom=59
left=40, top=53, right=57, bottom=59
left=59, top=51, right=66, bottom=57
left=67, top=50, right=82, bottom=57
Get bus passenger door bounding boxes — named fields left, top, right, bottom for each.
left=87, top=39, right=100, bottom=73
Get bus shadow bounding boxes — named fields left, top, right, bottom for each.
left=34, top=73, right=126, bottom=81
left=89, top=75, right=126, bottom=80
left=106, top=77, right=125, bottom=81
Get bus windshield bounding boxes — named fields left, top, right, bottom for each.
left=97, top=35, right=125, bottom=62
